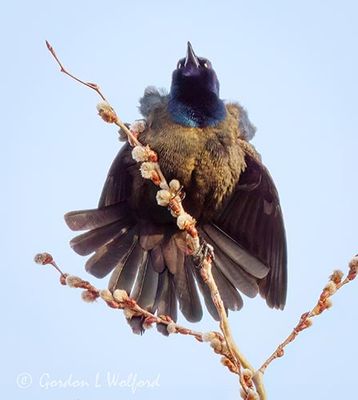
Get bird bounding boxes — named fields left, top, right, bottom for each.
left=65, top=42, right=287, bottom=335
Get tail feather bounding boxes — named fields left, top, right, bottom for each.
left=126, top=317, right=146, bottom=335
left=85, top=227, right=137, bottom=278
left=150, top=246, right=165, bottom=273
left=174, top=257, right=202, bottom=322
left=161, top=235, right=184, bottom=274
left=139, top=223, right=165, bottom=250
left=155, top=270, right=177, bottom=336
left=130, top=255, right=159, bottom=310
left=65, top=203, right=130, bottom=231
left=127, top=255, right=160, bottom=335
left=70, top=218, right=132, bottom=256
left=108, top=242, right=146, bottom=293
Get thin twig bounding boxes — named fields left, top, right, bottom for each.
left=258, top=256, right=358, bottom=375
left=46, top=41, right=107, bottom=102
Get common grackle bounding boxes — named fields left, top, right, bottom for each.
left=65, top=42, right=287, bottom=335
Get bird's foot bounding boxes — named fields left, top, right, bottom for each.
left=192, top=240, right=215, bottom=268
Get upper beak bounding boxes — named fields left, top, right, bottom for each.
left=185, top=42, right=200, bottom=68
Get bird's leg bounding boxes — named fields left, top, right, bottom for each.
left=192, top=240, right=215, bottom=268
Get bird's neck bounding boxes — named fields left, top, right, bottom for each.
left=168, top=90, right=226, bottom=128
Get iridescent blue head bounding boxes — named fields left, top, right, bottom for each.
left=168, top=42, right=226, bottom=128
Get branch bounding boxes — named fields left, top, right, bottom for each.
left=201, top=259, right=265, bottom=398
left=46, top=41, right=107, bottom=102
left=34, top=252, right=247, bottom=372
left=257, top=256, right=358, bottom=375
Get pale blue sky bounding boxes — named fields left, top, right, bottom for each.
left=1, top=1, right=357, bottom=399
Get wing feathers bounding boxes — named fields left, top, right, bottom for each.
left=215, top=154, right=287, bottom=309
left=202, top=224, right=269, bottom=279
left=212, top=266, right=243, bottom=311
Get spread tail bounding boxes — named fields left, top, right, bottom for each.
left=65, top=205, right=269, bottom=334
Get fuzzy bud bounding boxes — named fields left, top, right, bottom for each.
left=276, top=347, right=285, bottom=357
left=324, top=298, right=333, bottom=309
left=210, top=338, right=222, bottom=352
left=60, top=274, right=68, bottom=286
left=96, top=102, right=117, bottom=123
left=202, top=332, right=217, bottom=342
left=100, top=289, right=114, bottom=302
left=123, top=308, right=136, bottom=319
left=156, top=189, right=172, bottom=206
left=81, top=290, right=98, bottom=303
left=311, top=304, right=321, bottom=316
left=324, top=281, right=337, bottom=295
left=130, top=119, right=146, bottom=134
left=167, top=322, right=177, bottom=334
left=34, top=252, right=53, bottom=265
left=301, top=317, right=313, bottom=330
left=169, top=179, right=181, bottom=192
left=221, top=357, right=238, bottom=373
left=140, top=162, right=156, bottom=179
left=348, top=256, right=358, bottom=280
left=177, top=212, right=195, bottom=230
left=246, top=388, right=259, bottom=400
left=330, top=270, right=344, bottom=284
left=113, top=289, right=128, bottom=303
left=159, top=181, right=169, bottom=190
left=65, top=275, right=83, bottom=288
left=132, top=146, right=149, bottom=162
left=242, top=368, right=253, bottom=380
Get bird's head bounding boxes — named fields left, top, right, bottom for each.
left=168, top=42, right=225, bottom=127
left=171, top=42, right=220, bottom=97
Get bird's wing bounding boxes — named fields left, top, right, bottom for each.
left=214, top=152, right=287, bottom=309
left=98, top=143, right=137, bottom=207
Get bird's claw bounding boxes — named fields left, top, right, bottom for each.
left=192, top=240, right=215, bottom=268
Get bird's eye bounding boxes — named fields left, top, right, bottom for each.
left=203, top=62, right=210, bottom=69
left=177, top=62, right=183, bottom=69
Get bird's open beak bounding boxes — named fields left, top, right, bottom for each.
left=185, top=42, right=200, bottom=68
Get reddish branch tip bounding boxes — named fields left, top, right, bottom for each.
left=45, top=40, right=52, bottom=51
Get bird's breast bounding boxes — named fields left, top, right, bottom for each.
left=138, top=106, right=246, bottom=220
